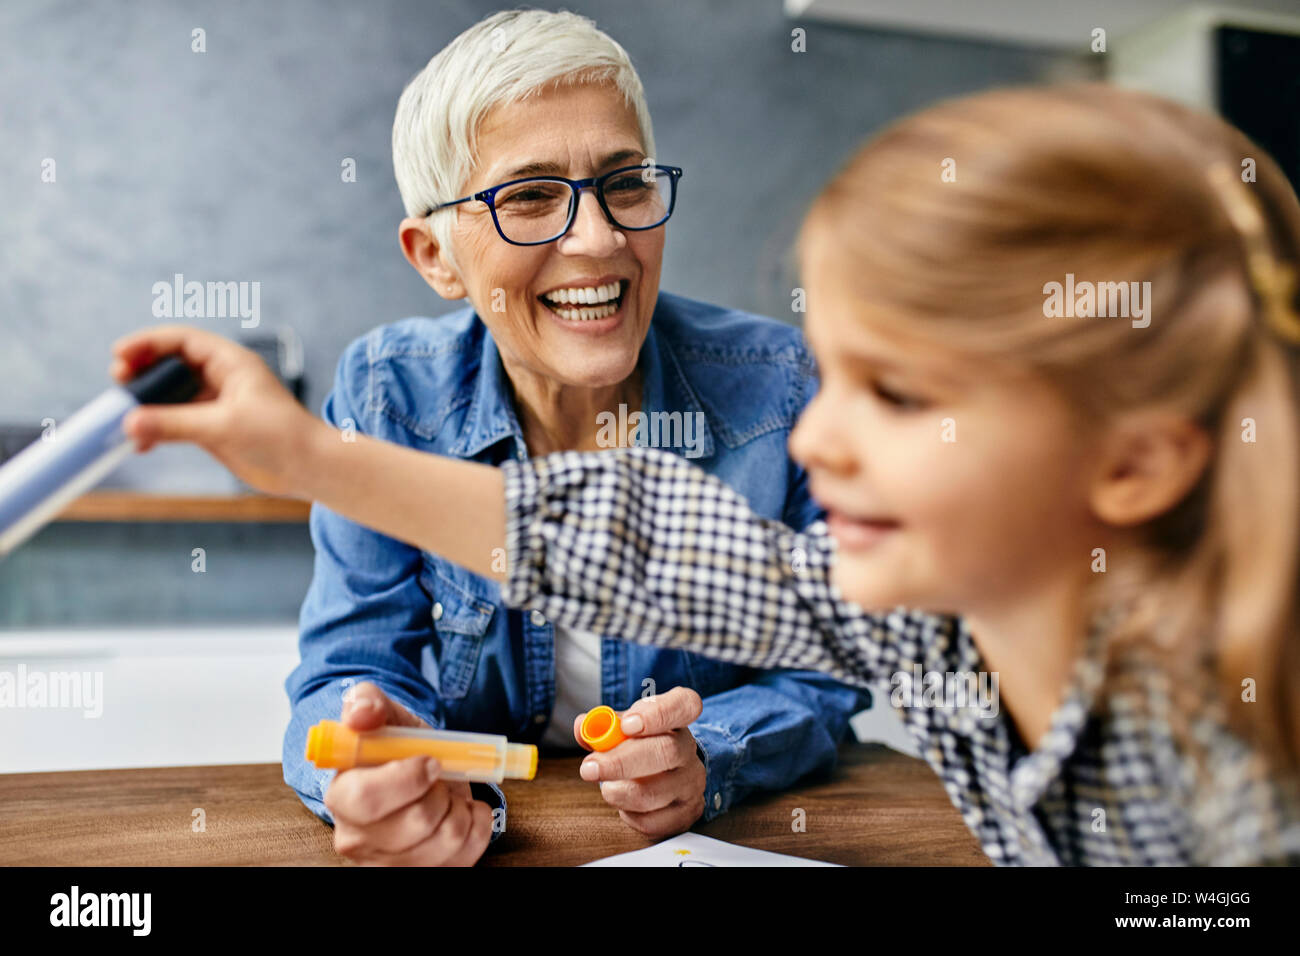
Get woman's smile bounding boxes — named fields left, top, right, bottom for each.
left=536, top=276, right=632, bottom=335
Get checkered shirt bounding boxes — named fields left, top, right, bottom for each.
left=501, top=446, right=1300, bottom=865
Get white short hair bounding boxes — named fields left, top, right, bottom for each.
left=392, top=8, right=657, bottom=272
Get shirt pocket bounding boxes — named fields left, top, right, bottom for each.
left=419, top=558, right=496, bottom=700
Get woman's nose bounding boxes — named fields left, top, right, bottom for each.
left=558, top=188, right=625, bottom=256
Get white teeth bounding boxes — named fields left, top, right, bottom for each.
left=549, top=300, right=619, bottom=322
left=542, top=281, right=622, bottom=306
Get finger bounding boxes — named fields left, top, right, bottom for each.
left=333, top=780, right=455, bottom=857
left=111, top=353, right=219, bottom=404
left=581, top=729, right=692, bottom=782
left=597, top=770, right=683, bottom=814
left=572, top=712, right=594, bottom=752
left=110, top=324, right=252, bottom=403
left=618, top=797, right=705, bottom=839
left=109, top=357, right=133, bottom=384
left=364, top=797, right=493, bottom=867
left=122, top=403, right=228, bottom=453
left=393, top=793, right=477, bottom=865
left=618, top=686, right=703, bottom=737
left=340, top=682, right=426, bottom=730
left=440, top=799, right=495, bottom=867
left=324, top=755, right=440, bottom=826
left=446, top=779, right=473, bottom=801
left=110, top=324, right=234, bottom=376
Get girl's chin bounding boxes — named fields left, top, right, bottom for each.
left=830, top=564, right=917, bottom=613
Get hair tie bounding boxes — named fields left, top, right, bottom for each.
left=1204, top=163, right=1300, bottom=345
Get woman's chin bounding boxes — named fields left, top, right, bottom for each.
left=533, top=313, right=643, bottom=381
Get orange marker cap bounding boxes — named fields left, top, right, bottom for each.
left=579, top=705, right=627, bottom=751
left=305, top=718, right=361, bottom=769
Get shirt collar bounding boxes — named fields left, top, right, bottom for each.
left=450, top=303, right=716, bottom=461
left=1008, top=609, right=1113, bottom=810
left=449, top=325, right=525, bottom=459
left=636, top=312, right=716, bottom=461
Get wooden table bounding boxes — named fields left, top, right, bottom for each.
left=0, top=743, right=988, bottom=866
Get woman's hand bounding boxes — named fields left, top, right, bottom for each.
left=323, top=682, right=495, bottom=866
left=572, top=687, right=708, bottom=838
left=109, top=324, right=325, bottom=498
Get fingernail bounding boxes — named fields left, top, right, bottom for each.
left=621, top=714, right=643, bottom=734
left=345, top=697, right=375, bottom=717
left=426, top=758, right=440, bottom=782
left=580, top=760, right=600, bottom=781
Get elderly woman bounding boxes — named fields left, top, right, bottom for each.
left=282, top=8, right=869, bottom=865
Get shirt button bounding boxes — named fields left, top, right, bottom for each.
left=712, top=793, right=722, bottom=811
left=529, top=609, right=546, bottom=626
left=431, top=602, right=443, bottom=622
left=533, top=714, right=547, bottom=725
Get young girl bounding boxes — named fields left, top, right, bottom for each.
left=112, top=83, right=1300, bottom=864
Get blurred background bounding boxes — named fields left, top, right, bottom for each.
left=1, top=0, right=1297, bottom=771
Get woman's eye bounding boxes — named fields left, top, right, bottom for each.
left=872, top=381, right=928, bottom=411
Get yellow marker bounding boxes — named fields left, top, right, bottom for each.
left=305, top=719, right=537, bottom=782
left=579, top=705, right=628, bottom=751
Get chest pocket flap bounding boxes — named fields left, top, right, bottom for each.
left=422, top=559, right=496, bottom=699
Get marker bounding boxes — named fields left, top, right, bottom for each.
left=0, top=356, right=200, bottom=558
left=579, top=705, right=627, bottom=751
left=305, top=719, right=539, bottom=782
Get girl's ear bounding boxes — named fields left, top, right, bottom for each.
left=1088, top=412, right=1213, bottom=527
left=398, top=217, right=467, bottom=300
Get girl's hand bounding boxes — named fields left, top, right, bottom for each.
left=572, top=687, right=708, bottom=838
left=323, top=682, right=495, bottom=866
left=109, top=324, right=325, bottom=498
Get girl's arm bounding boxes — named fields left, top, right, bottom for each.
left=304, top=427, right=508, bottom=582
left=111, top=324, right=510, bottom=580
left=496, top=445, right=923, bottom=689
left=112, top=325, right=951, bottom=690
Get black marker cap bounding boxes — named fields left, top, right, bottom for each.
left=124, top=355, right=201, bottom=405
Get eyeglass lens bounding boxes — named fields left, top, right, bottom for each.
left=491, top=168, right=672, bottom=243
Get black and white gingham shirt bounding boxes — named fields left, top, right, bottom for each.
left=501, top=446, right=1300, bottom=865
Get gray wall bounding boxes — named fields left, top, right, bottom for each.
left=0, top=0, right=1084, bottom=625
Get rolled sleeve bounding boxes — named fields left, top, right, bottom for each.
left=285, top=340, right=506, bottom=843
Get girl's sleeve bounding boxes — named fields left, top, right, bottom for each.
left=501, top=446, right=952, bottom=691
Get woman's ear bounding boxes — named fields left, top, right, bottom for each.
left=398, top=217, right=467, bottom=300
left=1088, top=412, right=1213, bottom=526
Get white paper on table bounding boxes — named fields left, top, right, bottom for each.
left=581, top=831, right=841, bottom=867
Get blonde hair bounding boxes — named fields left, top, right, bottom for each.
left=800, top=83, right=1300, bottom=771
left=392, top=8, right=656, bottom=272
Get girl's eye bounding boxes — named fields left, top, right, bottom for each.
left=872, top=380, right=928, bottom=411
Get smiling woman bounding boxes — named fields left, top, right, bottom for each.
left=278, top=8, right=872, bottom=867
left=399, top=78, right=666, bottom=407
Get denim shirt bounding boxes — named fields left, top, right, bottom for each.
left=282, top=290, right=872, bottom=840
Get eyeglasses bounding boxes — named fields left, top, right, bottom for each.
left=425, top=164, right=683, bottom=246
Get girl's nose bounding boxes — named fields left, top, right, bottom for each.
left=789, top=390, right=854, bottom=476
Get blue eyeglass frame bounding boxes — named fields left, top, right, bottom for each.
left=424, top=163, right=684, bottom=246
